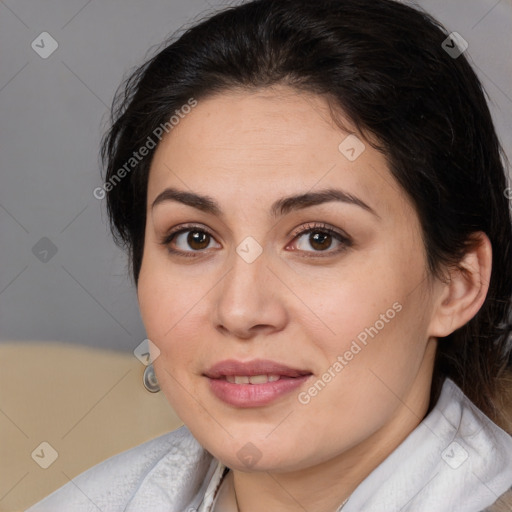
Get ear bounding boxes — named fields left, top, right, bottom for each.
left=428, top=232, right=492, bottom=338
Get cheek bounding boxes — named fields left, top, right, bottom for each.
left=305, top=257, right=427, bottom=402
left=321, top=236, right=427, bottom=359
left=306, top=263, right=403, bottom=355
left=137, top=247, right=195, bottom=343
left=138, top=267, right=201, bottom=419
left=295, top=302, right=425, bottom=455
left=137, top=253, right=205, bottom=384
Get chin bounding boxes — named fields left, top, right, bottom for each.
left=204, top=434, right=315, bottom=473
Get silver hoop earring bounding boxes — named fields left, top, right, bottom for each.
left=143, top=364, right=161, bottom=393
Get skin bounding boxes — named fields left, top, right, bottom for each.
left=137, top=85, right=492, bottom=512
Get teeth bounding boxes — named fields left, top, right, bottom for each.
left=225, top=374, right=281, bottom=384
left=249, top=374, right=269, bottom=384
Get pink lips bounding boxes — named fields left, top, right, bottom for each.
left=204, top=359, right=313, bottom=407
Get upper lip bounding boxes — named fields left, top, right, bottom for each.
left=204, top=359, right=312, bottom=379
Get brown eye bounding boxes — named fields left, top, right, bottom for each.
left=186, top=230, right=210, bottom=250
left=307, top=231, right=334, bottom=251
left=160, top=225, right=220, bottom=257
left=290, top=223, right=352, bottom=256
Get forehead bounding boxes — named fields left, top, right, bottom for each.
left=147, top=87, right=406, bottom=219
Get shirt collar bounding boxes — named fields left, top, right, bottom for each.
left=343, top=377, right=512, bottom=511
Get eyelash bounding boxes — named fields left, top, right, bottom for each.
left=159, top=222, right=352, bottom=259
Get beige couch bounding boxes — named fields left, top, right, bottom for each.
left=0, top=342, right=183, bottom=512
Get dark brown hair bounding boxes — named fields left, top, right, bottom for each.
left=100, top=0, right=512, bottom=428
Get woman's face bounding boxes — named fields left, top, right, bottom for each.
left=137, top=86, right=440, bottom=472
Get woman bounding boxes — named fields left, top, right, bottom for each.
left=26, top=0, right=512, bottom=510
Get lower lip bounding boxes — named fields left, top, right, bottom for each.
left=207, top=375, right=312, bottom=407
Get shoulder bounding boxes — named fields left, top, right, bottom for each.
left=494, top=370, right=512, bottom=435
left=483, top=373, right=512, bottom=512
left=24, top=426, right=204, bottom=512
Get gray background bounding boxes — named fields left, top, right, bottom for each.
left=1, top=0, right=511, bottom=353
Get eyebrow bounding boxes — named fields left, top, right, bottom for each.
left=151, top=186, right=379, bottom=219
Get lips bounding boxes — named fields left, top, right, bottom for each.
left=204, top=359, right=313, bottom=407
left=204, top=359, right=312, bottom=379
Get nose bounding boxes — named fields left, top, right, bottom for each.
left=212, top=245, right=288, bottom=340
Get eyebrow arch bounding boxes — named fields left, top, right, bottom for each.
left=151, top=186, right=380, bottom=219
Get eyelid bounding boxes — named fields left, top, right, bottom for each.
left=160, top=223, right=218, bottom=247
left=289, top=221, right=351, bottom=241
